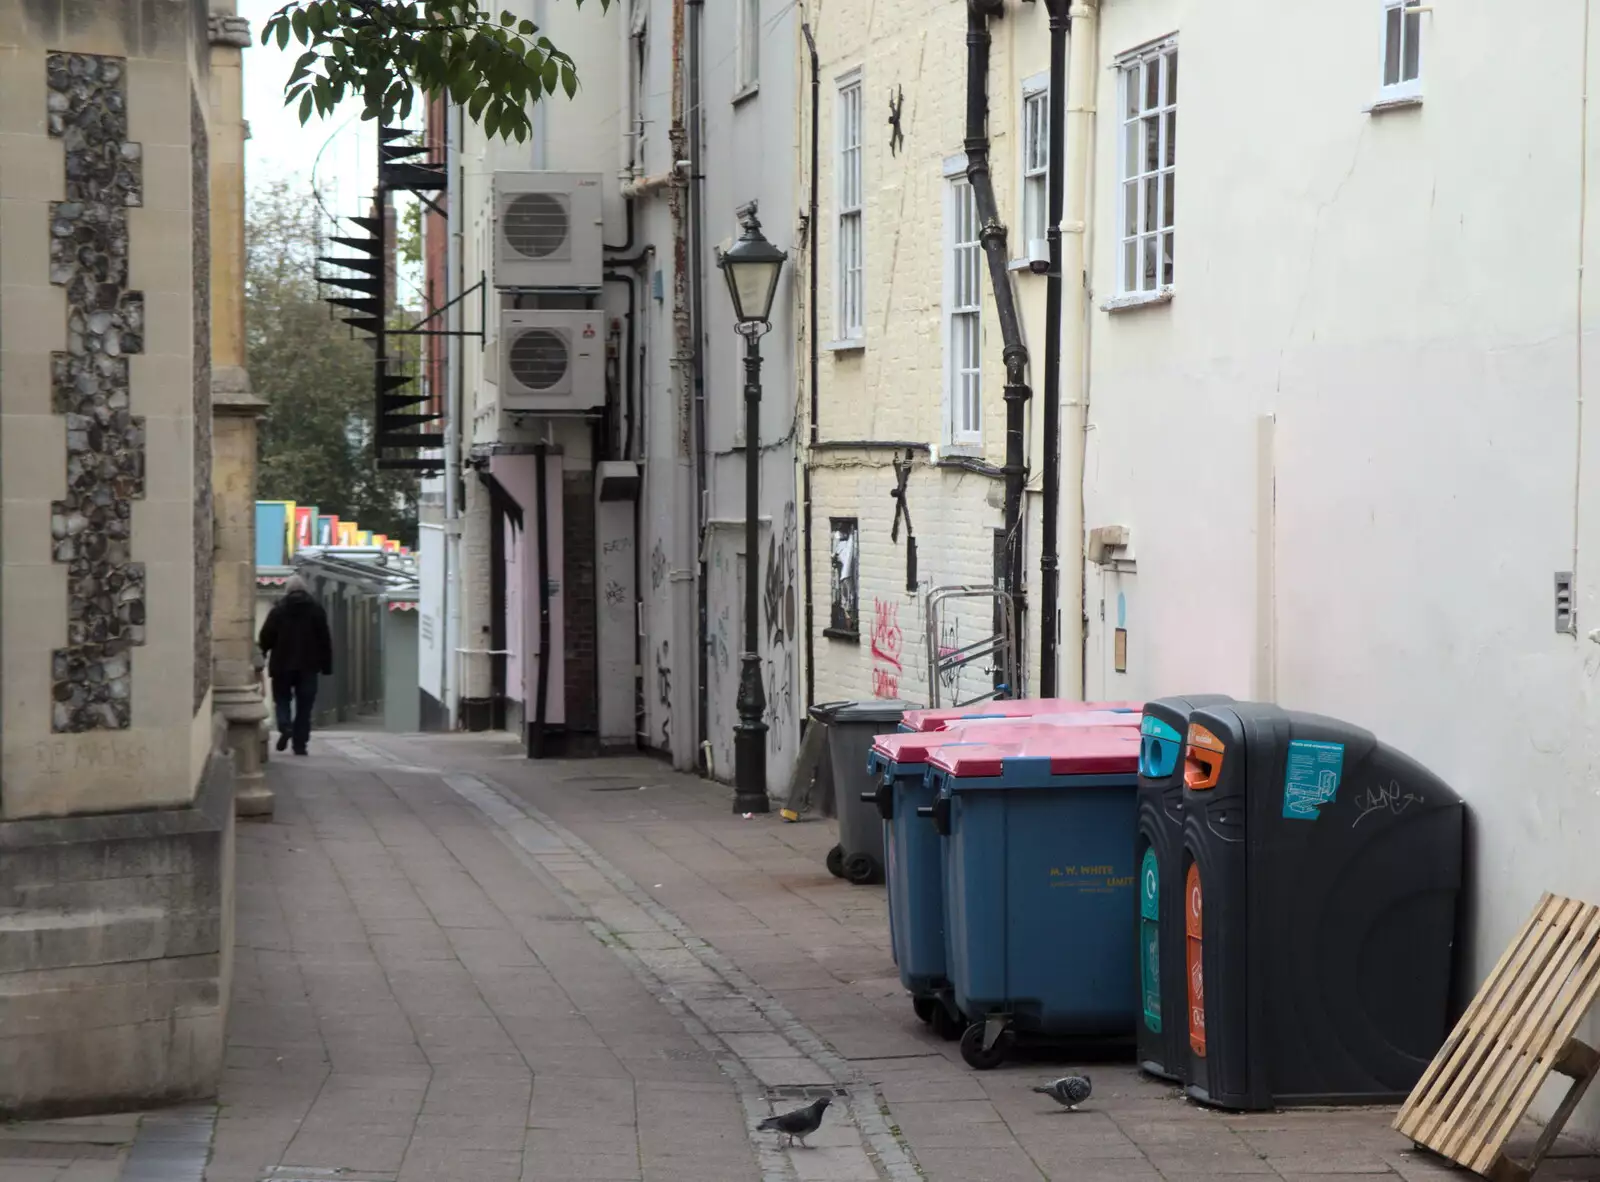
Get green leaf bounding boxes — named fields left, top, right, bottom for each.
left=290, top=7, right=308, bottom=43
left=298, top=90, right=314, bottom=124
left=276, top=19, right=291, bottom=49
left=561, top=63, right=576, bottom=99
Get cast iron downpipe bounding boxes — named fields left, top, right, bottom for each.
left=687, top=0, right=711, bottom=771
left=531, top=444, right=552, bottom=758
left=1038, top=0, right=1069, bottom=696
left=966, top=0, right=1031, bottom=664
left=801, top=21, right=820, bottom=712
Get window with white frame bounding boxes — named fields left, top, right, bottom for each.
left=737, top=0, right=759, bottom=92
left=1021, top=81, right=1050, bottom=259
left=946, top=174, right=982, bottom=444
left=836, top=73, right=864, bottom=340
left=1117, top=40, right=1177, bottom=298
left=1380, top=1, right=1421, bottom=100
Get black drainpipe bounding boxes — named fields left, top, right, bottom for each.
left=966, top=0, right=1030, bottom=670
left=687, top=0, right=710, bottom=770
left=530, top=444, right=553, bottom=759
left=801, top=21, right=820, bottom=711
left=1038, top=0, right=1069, bottom=696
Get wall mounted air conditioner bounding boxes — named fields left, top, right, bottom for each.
left=498, top=309, right=606, bottom=414
left=492, top=171, right=603, bottom=290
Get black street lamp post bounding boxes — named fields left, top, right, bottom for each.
left=717, top=208, right=787, bottom=815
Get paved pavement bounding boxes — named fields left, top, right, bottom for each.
left=5, top=727, right=1599, bottom=1181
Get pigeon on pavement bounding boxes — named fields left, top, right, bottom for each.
left=757, top=1097, right=831, bottom=1147
left=1033, top=1075, right=1092, bottom=1111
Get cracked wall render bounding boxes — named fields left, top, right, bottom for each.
left=46, top=52, right=147, bottom=733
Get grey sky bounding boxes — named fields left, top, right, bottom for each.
left=237, top=1, right=426, bottom=300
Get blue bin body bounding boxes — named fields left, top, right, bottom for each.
left=870, top=714, right=1141, bottom=1002
left=870, top=748, right=942, bottom=992
left=932, top=735, right=1142, bottom=1038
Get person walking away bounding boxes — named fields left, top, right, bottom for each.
left=258, top=575, right=333, bottom=755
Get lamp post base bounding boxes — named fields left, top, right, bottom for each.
left=733, top=652, right=770, bottom=813
left=732, top=790, right=771, bottom=815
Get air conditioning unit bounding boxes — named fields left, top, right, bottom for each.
left=498, top=309, right=606, bottom=414
left=492, top=171, right=603, bottom=290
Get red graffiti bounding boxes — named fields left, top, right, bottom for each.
left=871, top=598, right=903, bottom=699
left=870, top=599, right=903, bottom=669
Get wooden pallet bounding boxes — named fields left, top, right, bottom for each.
left=1394, top=892, right=1600, bottom=1182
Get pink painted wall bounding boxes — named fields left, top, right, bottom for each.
left=490, top=453, right=566, bottom=728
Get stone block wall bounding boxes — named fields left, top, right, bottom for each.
left=0, top=0, right=234, bottom=1119
left=1, top=1, right=214, bottom=819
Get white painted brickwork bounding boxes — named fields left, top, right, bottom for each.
left=804, top=0, right=1056, bottom=705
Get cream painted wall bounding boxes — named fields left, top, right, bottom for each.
left=449, top=0, right=623, bottom=710
left=805, top=0, right=1055, bottom=706
left=1079, top=0, right=1600, bottom=1134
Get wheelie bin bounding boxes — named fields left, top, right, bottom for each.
left=899, top=698, right=1143, bottom=734
left=1180, top=702, right=1464, bottom=1110
left=812, top=699, right=916, bottom=884
left=1135, top=694, right=1234, bottom=1084
left=923, top=726, right=1143, bottom=1070
left=867, top=711, right=1142, bottom=1040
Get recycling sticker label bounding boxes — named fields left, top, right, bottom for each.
left=1282, top=739, right=1346, bottom=821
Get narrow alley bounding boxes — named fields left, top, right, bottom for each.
left=10, top=736, right=1595, bottom=1182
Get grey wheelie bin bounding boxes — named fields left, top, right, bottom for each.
left=810, top=699, right=916, bottom=884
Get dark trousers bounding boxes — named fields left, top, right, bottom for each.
left=271, top=671, right=319, bottom=752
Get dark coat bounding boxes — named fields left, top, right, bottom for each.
left=259, top=590, right=334, bottom=678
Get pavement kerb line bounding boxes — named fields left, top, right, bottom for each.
left=405, top=754, right=926, bottom=1182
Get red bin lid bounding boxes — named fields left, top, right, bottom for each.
left=927, top=727, right=1142, bottom=778
left=900, top=698, right=1144, bottom=733
left=870, top=711, right=1139, bottom=764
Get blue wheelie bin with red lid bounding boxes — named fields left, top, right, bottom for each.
left=867, top=711, right=1142, bottom=1039
left=924, top=726, right=1143, bottom=1070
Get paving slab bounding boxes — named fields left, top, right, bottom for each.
left=20, top=730, right=1593, bottom=1182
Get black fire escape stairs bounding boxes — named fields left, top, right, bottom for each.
left=316, top=127, right=485, bottom=473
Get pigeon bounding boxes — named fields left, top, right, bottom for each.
left=757, top=1096, right=831, bottom=1147
left=1033, top=1074, right=1093, bottom=1111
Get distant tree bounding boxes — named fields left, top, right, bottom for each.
left=262, top=0, right=609, bottom=143
left=248, top=179, right=419, bottom=544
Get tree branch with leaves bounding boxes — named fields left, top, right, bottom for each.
left=263, top=0, right=609, bottom=142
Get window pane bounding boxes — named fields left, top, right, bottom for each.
left=1142, top=235, right=1157, bottom=292
left=1143, top=115, right=1160, bottom=173
left=1161, top=231, right=1174, bottom=286
left=1162, top=172, right=1175, bottom=229
left=1123, top=239, right=1137, bottom=291
left=1164, top=110, right=1176, bottom=169
left=1166, top=49, right=1178, bottom=104
left=1123, top=119, right=1139, bottom=181
left=1384, top=5, right=1402, bottom=86
left=1145, top=57, right=1159, bottom=110
left=1402, top=9, right=1421, bottom=82
left=1123, top=181, right=1138, bottom=239
left=1126, top=67, right=1141, bottom=119
left=1143, top=176, right=1158, bottom=235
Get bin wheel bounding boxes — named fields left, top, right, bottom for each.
left=912, top=997, right=937, bottom=1025
left=930, top=1004, right=965, bottom=1042
left=842, top=852, right=880, bottom=884
left=959, top=1022, right=1012, bottom=1071
left=825, top=845, right=845, bottom=878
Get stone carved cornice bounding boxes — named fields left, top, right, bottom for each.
left=209, top=15, right=251, bottom=48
